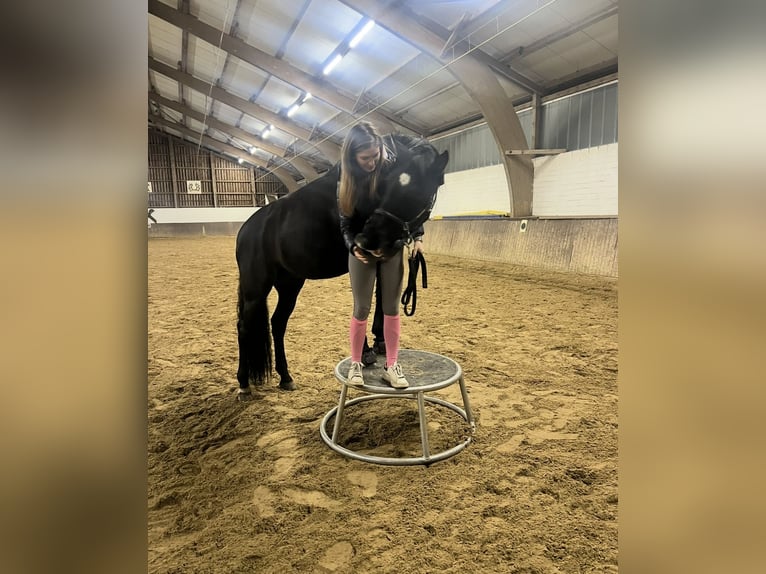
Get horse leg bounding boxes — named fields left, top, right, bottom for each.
left=361, top=264, right=385, bottom=364
left=236, top=282, right=274, bottom=400
left=372, top=264, right=386, bottom=355
left=271, top=276, right=305, bottom=391
left=361, top=338, right=375, bottom=365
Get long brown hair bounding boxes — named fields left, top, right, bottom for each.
left=338, top=122, right=389, bottom=216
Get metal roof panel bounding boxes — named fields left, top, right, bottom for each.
left=148, top=14, right=182, bottom=65
left=236, top=0, right=314, bottom=57
left=187, top=36, right=229, bottom=85
left=284, top=0, right=365, bottom=72
left=191, top=0, right=236, bottom=32
left=149, top=0, right=618, bottom=162
left=149, top=71, right=181, bottom=99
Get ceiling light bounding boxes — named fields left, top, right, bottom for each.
left=249, top=146, right=256, bottom=154
left=238, top=158, right=244, bottom=164
left=323, top=54, right=343, bottom=76
left=349, top=20, right=375, bottom=48
left=302, top=92, right=312, bottom=102
left=286, top=103, right=300, bottom=117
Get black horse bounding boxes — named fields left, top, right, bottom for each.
left=235, top=135, right=449, bottom=398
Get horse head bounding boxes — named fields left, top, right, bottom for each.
left=354, top=141, right=448, bottom=255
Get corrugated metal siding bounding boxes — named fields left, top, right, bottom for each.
left=432, top=83, right=618, bottom=171
left=432, top=123, right=502, bottom=173
left=541, top=83, right=618, bottom=151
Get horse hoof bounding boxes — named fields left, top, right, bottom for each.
left=373, top=341, right=386, bottom=355
left=237, top=387, right=255, bottom=401
left=279, top=380, right=296, bottom=391
left=362, top=349, right=377, bottom=366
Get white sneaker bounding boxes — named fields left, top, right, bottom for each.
left=382, top=362, right=409, bottom=389
left=347, top=361, right=365, bottom=387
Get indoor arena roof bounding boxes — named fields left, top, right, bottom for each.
left=148, top=0, right=618, bottom=181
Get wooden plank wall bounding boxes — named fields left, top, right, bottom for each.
left=148, top=130, right=288, bottom=208
left=148, top=132, right=174, bottom=207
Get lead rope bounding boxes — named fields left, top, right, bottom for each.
left=401, top=250, right=427, bottom=316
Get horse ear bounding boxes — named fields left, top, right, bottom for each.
left=435, top=150, right=449, bottom=185
left=437, top=150, right=449, bottom=172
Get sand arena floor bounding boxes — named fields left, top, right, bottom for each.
left=148, top=236, right=618, bottom=573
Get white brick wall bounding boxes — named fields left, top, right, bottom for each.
left=152, top=144, right=618, bottom=223
left=532, top=143, right=618, bottom=216
left=431, top=164, right=510, bottom=217
left=431, top=143, right=617, bottom=218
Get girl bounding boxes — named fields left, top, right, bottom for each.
left=338, top=122, right=424, bottom=388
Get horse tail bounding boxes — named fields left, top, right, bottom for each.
left=236, top=282, right=273, bottom=387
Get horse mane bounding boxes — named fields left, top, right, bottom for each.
left=390, top=133, right=432, bottom=152
left=389, top=133, right=437, bottom=168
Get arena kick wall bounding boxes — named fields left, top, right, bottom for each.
left=423, top=218, right=617, bottom=277
left=422, top=143, right=618, bottom=277
left=149, top=144, right=618, bottom=277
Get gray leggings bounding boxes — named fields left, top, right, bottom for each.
left=348, top=250, right=404, bottom=320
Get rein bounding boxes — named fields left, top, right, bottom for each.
left=401, top=250, right=427, bottom=316
left=377, top=196, right=435, bottom=316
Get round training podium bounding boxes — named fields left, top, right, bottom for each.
left=320, top=349, right=476, bottom=466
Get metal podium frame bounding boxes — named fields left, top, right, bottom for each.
left=320, top=350, right=476, bottom=466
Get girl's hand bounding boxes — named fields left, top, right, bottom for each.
left=353, top=245, right=370, bottom=264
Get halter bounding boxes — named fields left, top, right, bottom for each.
left=373, top=193, right=436, bottom=245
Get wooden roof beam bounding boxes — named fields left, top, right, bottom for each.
left=149, top=57, right=341, bottom=163
left=148, top=0, right=421, bottom=134
left=149, top=92, right=322, bottom=182
left=149, top=114, right=301, bottom=192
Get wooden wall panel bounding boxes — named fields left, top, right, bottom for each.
left=423, top=218, right=618, bottom=277
left=147, top=129, right=288, bottom=208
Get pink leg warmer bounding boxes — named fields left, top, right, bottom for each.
left=349, top=317, right=367, bottom=363
left=383, top=314, right=400, bottom=368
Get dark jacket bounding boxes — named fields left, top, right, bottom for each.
left=338, top=176, right=380, bottom=253
left=337, top=144, right=424, bottom=253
